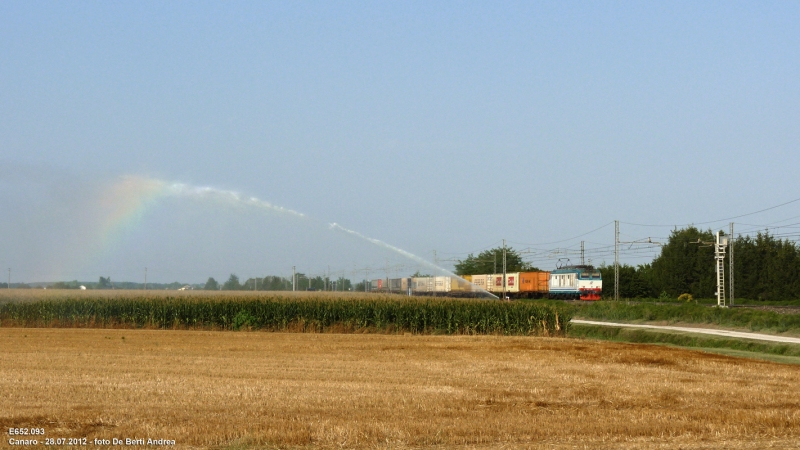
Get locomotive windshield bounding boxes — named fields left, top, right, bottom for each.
left=579, top=271, right=602, bottom=279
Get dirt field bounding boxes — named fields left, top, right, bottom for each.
left=2, top=329, right=799, bottom=449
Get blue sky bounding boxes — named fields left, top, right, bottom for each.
left=2, top=1, right=799, bottom=283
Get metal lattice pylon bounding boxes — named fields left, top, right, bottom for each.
left=715, top=231, right=728, bottom=308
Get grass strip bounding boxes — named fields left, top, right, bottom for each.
left=570, top=323, right=800, bottom=363
left=0, top=296, right=570, bottom=336
left=568, top=301, right=800, bottom=334
left=613, top=297, right=800, bottom=307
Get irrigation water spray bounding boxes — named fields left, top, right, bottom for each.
left=164, top=182, right=306, bottom=218
left=328, top=223, right=497, bottom=298
left=123, top=176, right=493, bottom=296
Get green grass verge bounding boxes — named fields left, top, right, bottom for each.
left=603, top=297, right=800, bottom=307
left=570, top=324, right=800, bottom=364
left=563, top=301, right=800, bottom=334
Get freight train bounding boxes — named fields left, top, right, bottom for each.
left=369, top=265, right=602, bottom=301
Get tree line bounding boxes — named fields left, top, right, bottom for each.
left=454, top=228, right=800, bottom=301
left=601, top=227, right=800, bottom=300
left=203, top=274, right=355, bottom=291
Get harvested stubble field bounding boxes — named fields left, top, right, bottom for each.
left=2, top=328, right=800, bottom=449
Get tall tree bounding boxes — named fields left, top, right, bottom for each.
left=204, top=277, right=219, bottom=290
left=223, top=274, right=241, bottom=290
left=649, top=227, right=716, bottom=297
left=98, top=276, right=112, bottom=289
left=732, top=233, right=800, bottom=300
left=454, top=247, right=538, bottom=276
left=261, top=275, right=291, bottom=291
left=599, top=264, right=656, bottom=299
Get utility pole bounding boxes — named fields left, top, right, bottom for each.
left=432, top=251, right=437, bottom=294
left=581, top=241, right=585, bottom=265
left=292, top=266, right=296, bottom=291
left=715, top=231, right=728, bottom=308
left=385, top=259, right=390, bottom=292
left=729, top=222, right=735, bottom=306
left=614, top=221, right=619, bottom=301
left=687, top=234, right=728, bottom=307
left=144, top=267, right=147, bottom=291
left=7, top=268, right=10, bottom=289
left=502, top=239, right=507, bottom=300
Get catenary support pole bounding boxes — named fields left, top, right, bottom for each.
left=502, top=239, right=507, bottom=300
left=581, top=241, right=585, bottom=265
left=614, top=221, right=619, bottom=301
left=730, top=222, right=734, bottom=306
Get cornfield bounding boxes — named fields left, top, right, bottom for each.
left=0, top=291, right=568, bottom=336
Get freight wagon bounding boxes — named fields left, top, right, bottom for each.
left=475, top=272, right=549, bottom=298
left=474, top=267, right=600, bottom=300
left=368, top=266, right=601, bottom=301
left=368, top=276, right=481, bottom=297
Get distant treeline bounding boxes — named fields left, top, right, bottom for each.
left=602, top=227, right=800, bottom=301
left=202, top=273, right=356, bottom=292
left=27, top=274, right=360, bottom=292
left=8, top=280, right=199, bottom=290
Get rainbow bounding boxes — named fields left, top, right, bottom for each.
left=97, top=176, right=168, bottom=248
left=95, top=175, right=307, bottom=250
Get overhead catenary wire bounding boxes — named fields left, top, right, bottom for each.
left=507, top=221, right=615, bottom=247
left=620, top=195, right=800, bottom=228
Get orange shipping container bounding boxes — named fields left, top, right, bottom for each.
left=519, top=272, right=550, bottom=293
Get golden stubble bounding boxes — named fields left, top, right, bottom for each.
left=1, top=329, right=799, bottom=449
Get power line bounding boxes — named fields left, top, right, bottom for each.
left=621, top=195, right=800, bottom=228
left=508, top=221, right=615, bottom=246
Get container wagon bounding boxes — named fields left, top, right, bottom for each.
left=519, top=271, right=549, bottom=298
left=371, top=276, right=482, bottom=297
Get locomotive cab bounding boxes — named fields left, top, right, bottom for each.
left=548, top=265, right=602, bottom=300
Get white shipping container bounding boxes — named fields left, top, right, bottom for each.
left=451, top=276, right=478, bottom=292
left=470, top=274, right=488, bottom=291
left=412, top=277, right=433, bottom=293
left=433, top=276, right=452, bottom=293
left=486, top=274, right=504, bottom=293
left=504, top=272, right=521, bottom=293
left=485, top=273, right=520, bottom=293
left=370, top=279, right=387, bottom=291
left=388, top=278, right=410, bottom=292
